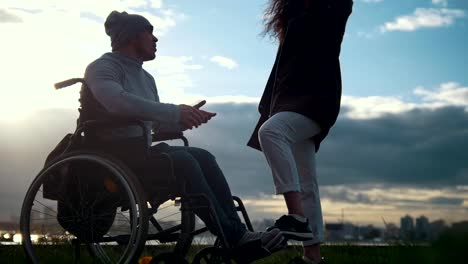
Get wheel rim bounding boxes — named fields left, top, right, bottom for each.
left=20, top=153, right=148, bottom=264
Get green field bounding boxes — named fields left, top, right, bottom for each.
left=1, top=231, right=466, bottom=264
left=1, top=243, right=466, bottom=264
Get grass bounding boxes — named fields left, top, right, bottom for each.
left=2, top=231, right=467, bottom=264
left=1, top=243, right=466, bottom=264
left=258, top=244, right=466, bottom=264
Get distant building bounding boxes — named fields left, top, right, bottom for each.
left=383, top=223, right=400, bottom=240
left=325, top=222, right=358, bottom=241
left=430, top=219, right=447, bottom=240
left=342, top=223, right=356, bottom=240
left=359, top=224, right=382, bottom=241
left=325, top=223, right=345, bottom=241
left=0, top=221, right=19, bottom=242
left=451, top=221, right=468, bottom=232
left=0, top=221, right=19, bottom=232
left=415, top=215, right=430, bottom=240
left=400, top=215, right=414, bottom=240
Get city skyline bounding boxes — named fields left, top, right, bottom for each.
left=1, top=212, right=462, bottom=244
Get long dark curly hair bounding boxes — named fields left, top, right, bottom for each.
left=263, top=0, right=308, bottom=43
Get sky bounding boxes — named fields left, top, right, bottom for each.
left=0, top=0, right=467, bottom=227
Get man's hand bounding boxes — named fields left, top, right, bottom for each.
left=193, top=100, right=206, bottom=109
left=178, top=103, right=216, bottom=130
left=193, top=100, right=216, bottom=123
left=178, top=104, right=203, bottom=129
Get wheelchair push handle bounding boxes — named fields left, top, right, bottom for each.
left=54, top=78, right=84, bottom=89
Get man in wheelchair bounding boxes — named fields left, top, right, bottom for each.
left=80, top=10, right=285, bottom=254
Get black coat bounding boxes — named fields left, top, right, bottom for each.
left=248, top=0, right=353, bottom=152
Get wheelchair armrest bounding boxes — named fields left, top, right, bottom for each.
left=78, top=120, right=148, bottom=138
left=152, top=132, right=189, bottom=146
left=81, top=119, right=147, bottom=130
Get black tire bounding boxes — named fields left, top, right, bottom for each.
left=192, top=247, right=237, bottom=264
left=20, top=150, right=149, bottom=264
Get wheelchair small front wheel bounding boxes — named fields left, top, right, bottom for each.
left=192, top=247, right=238, bottom=264
left=148, top=252, right=188, bottom=264
left=20, top=151, right=149, bottom=264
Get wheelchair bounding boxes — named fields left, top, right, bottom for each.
left=20, top=78, right=274, bottom=264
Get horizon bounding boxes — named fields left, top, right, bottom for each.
left=0, top=209, right=460, bottom=230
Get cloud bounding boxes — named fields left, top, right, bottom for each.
left=357, top=30, right=376, bottom=39
left=360, top=0, right=384, bottom=3
left=241, top=185, right=468, bottom=225
left=148, top=56, right=203, bottom=98
left=414, top=82, right=468, bottom=108
left=320, top=187, right=373, bottom=204
left=150, top=0, right=163, bottom=9
left=342, top=82, right=468, bottom=120
left=320, top=106, right=468, bottom=188
left=3, top=0, right=164, bottom=18
left=380, top=8, right=465, bottom=32
left=0, top=8, right=23, bottom=23
left=153, top=56, right=203, bottom=75
left=430, top=196, right=464, bottom=205
left=209, top=56, right=239, bottom=70
left=179, top=85, right=468, bottom=191
left=342, top=95, right=418, bottom=119
left=432, top=0, right=448, bottom=7
left=321, top=185, right=468, bottom=208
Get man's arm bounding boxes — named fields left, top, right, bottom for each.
left=153, top=121, right=183, bottom=133
left=85, top=59, right=180, bottom=125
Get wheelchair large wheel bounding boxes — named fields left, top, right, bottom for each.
left=20, top=151, right=149, bottom=264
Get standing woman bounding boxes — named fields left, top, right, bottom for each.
left=248, top=0, right=353, bottom=263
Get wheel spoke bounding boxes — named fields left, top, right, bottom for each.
left=21, top=152, right=148, bottom=263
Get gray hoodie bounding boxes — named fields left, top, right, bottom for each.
left=84, top=52, right=182, bottom=146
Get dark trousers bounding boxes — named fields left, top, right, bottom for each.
left=145, top=143, right=246, bottom=245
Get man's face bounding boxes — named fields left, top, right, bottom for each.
left=134, top=28, right=158, bottom=61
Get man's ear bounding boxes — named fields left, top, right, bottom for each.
left=123, top=38, right=133, bottom=48
left=129, top=30, right=143, bottom=42
left=130, top=33, right=141, bottom=44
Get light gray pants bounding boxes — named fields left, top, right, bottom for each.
left=258, top=111, right=324, bottom=245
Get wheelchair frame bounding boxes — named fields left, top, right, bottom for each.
left=20, top=78, right=257, bottom=264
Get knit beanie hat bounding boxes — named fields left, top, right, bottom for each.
left=104, top=11, right=153, bottom=50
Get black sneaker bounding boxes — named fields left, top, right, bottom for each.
left=267, top=215, right=314, bottom=241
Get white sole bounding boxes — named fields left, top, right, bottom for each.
left=280, top=231, right=315, bottom=241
